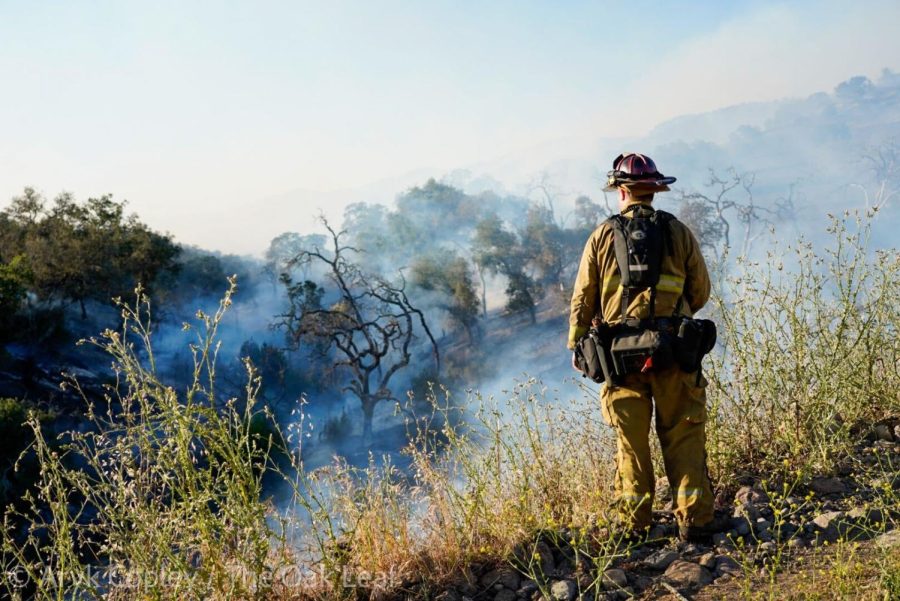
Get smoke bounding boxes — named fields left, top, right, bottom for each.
left=8, top=70, right=898, bottom=477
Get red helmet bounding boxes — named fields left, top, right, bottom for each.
left=605, top=152, right=676, bottom=191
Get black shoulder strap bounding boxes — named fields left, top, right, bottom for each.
left=655, top=210, right=688, bottom=315
left=605, top=215, right=630, bottom=321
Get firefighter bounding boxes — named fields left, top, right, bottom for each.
left=568, top=152, right=724, bottom=541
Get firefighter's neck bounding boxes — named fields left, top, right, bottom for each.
left=618, top=189, right=653, bottom=213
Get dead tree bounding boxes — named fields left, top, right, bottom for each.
left=276, top=219, right=439, bottom=442
left=677, top=168, right=794, bottom=262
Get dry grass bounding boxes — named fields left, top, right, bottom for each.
left=0, top=210, right=898, bottom=599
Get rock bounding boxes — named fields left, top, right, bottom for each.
left=755, top=518, right=772, bottom=532
left=813, top=510, right=845, bottom=529
left=515, top=541, right=555, bottom=576
left=550, top=579, right=577, bottom=600
left=480, top=568, right=521, bottom=591
left=787, top=537, right=807, bottom=550
left=733, top=520, right=752, bottom=537
left=811, top=510, right=848, bottom=541
left=874, top=423, right=894, bottom=442
left=450, top=569, right=478, bottom=596
left=734, top=485, right=769, bottom=505
left=517, top=579, right=539, bottom=597
left=663, top=559, right=713, bottom=588
left=435, top=591, right=461, bottom=601
left=698, top=552, right=717, bottom=569
left=894, top=424, right=900, bottom=441
left=601, top=569, right=628, bottom=590
left=733, top=502, right=760, bottom=522
left=712, top=533, right=729, bottom=547
left=759, top=541, right=777, bottom=555
left=778, top=523, right=799, bottom=539
left=647, top=525, right=668, bottom=541
left=493, top=590, right=517, bottom=601
left=643, top=548, right=679, bottom=570
left=534, top=541, right=556, bottom=575
left=847, top=506, right=884, bottom=525
left=714, top=555, right=742, bottom=577
left=876, top=530, right=900, bottom=548
left=810, top=477, right=847, bottom=495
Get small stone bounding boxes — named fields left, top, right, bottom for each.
left=733, top=521, right=751, bottom=536
left=534, top=541, right=556, bottom=575
left=810, top=477, right=847, bottom=495
left=876, top=530, right=900, bottom=548
left=759, top=541, right=777, bottom=555
left=785, top=495, right=803, bottom=507
left=813, top=510, right=845, bottom=528
left=874, top=423, right=894, bottom=442
left=663, top=559, right=713, bottom=588
left=698, top=552, right=717, bottom=569
left=734, top=485, right=769, bottom=505
left=847, top=506, right=884, bottom=525
left=550, top=579, right=577, bottom=600
left=712, top=533, right=729, bottom=547
left=516, top=579, right=539, bottom=597
left=733, top=502, right=760, bottom=522
left=894, top=424, right=900, bottom=441
left=450, top=569, right=478, bottom=596
left=787, top=537, right=807, bottom=550
left=643, top=548, right=679, bottom=570
left=601, top=569, right=628, bottom=590
left=436, top=591, right=461, bottom=601
left=515, top=541, right=555, bottom=577
left=494, top=590, right=517, bottom=601
left=481, top=568, right=521, bottom=591
left=715, top=573, right=732, bottom=584
left=647, top=525, right=668, bottom=541
left=714, top=555, right=742, bottom=577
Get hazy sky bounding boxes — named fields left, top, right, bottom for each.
left=1, top=0, right=898, bottom=254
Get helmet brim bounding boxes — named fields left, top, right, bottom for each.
left=604, top=176, right=677, bottom=193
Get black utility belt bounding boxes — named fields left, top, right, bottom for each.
left=574, top=317, right=716, bottom=385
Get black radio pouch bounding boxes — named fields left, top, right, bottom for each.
left=575, top=324, right=616, bottom=384
left=673, top=318, right=717, bottom=372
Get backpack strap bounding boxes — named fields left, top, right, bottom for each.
left=605, top=214, right=631, bottom=322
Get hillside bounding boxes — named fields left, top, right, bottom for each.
left=1, top=71, right=899, bottom=600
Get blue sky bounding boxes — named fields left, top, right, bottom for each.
left=1, top=1, right=898, bottom=253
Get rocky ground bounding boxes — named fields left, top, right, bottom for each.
left=428, top=421, right=900, bottom=601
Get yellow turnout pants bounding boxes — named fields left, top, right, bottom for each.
left=601, top=367, right=715, bottom=531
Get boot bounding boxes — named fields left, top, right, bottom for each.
left=678, top=512, right=730, bottom=543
